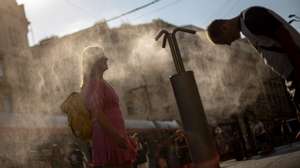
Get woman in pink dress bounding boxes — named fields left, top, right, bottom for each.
left=81, top=46, right=137, bottom=168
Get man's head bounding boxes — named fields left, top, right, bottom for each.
left=175, top=129, right=184, bottom=137
left=207, top=18, right=241, bottom=45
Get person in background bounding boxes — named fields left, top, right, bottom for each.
left=174, top=129, right=192, bottom=168
left=132, top=133, right=148, bottom=168
left=81, top=46, right=137, bottom=168
left=167, top=139, right=180, bottom=168
left=146, top=136, right=157, bottom=168
left=296, top=130, right=300, bottom=141
left=231, top=129, right=245, bottom=161
left=157, top=157, right=168, bottom=168
left=51, top=144, right=64, bottom=168
left=250, top=120, right=272, bottom=155
left=156, top=146, right=169, bottom=168
left=68, top=143, right=86, bottom=168
left=207, top=6, right=300, bottom=120
left=214, top=126, right=227, bottom=156
left=280, top=119, right=293, bottom=146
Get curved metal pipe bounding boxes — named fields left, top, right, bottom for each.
left=171, top=28, right=196, bottom=73
left=155, top=30, right=181, bottom=72
left=173, top=27, right=196, bottom=35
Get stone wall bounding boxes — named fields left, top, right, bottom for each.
left=0, top=0, right=30, bottom=113
left=29, top=20, right=295, bottom=121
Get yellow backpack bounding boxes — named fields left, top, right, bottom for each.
left=61, top=92, right=92, bottom=141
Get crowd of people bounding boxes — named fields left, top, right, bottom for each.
left=46, top=129, right=192, bottom=168
left=214, top=117, right=300, bottom=161
left=29, top=118, right=299, bottom=168
left=129, top=129, right=193, bottom=168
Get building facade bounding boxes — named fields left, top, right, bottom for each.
left=0, top=0, right=31, bottom=113
left=0, top=0, right=297, bottom=165
left=29, top=20, right=296, bottom=122
left=0, top=0, right=295, bottom=121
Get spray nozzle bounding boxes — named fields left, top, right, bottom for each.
left=155, top=30, right=169, bottom=48
left=172, top=27, right=196, bottom=35
left=288, top=14, right=296, bottom=18
left=288, top=14, right=300, bottom=24
left=289, top=18, right=300, bottom=24
left=288, top=14, right=300, bottom=19
left=155, top=27, right=196, bottom=73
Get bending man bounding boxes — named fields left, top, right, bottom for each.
left=207, top=6, right=300, bottom=119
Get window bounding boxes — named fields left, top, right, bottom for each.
left=0, top=56, right=4, bottom=79
left=125, top=86, right=150, bottom=117
left=0, top=63, right=4, bottom=78
left=0, top=95, right=12, bottom=113
left=9, top=27, right=18, bottom=47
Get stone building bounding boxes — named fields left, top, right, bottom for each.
left=30, top=20, right=296, bottom=122
left=28, top=21, right=297, bottom=159
left=0, top=0, right=31, bottom=113
left=0, top=0, right=295, bottom=120
left=0, top=0, right=40, bottom=164
left=0, top=0, right=295, bottom=122
left=0, top=0, right=297, bottom=164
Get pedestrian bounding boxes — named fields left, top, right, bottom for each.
left=132, top=133, right=148, bottom=168
left=168, top=139, right=180, bottom=168
left=156, top=145, right=169, bottom=168
left=68, top=143, right=86, bottom=168
left=231, top=130, right=244, bottom=161
left=146, top=137, right=157, bottom=168
left=214, top=126, right=227, bottom=156
left=296, top=131, right=300, bottom=141
left=174, top=129, right=192, bottom=168
left=280, top=119, right=293, bottom=146
left=50, top=144, right=63, bottom=168
left=157, top=157, right=168, bottom=168
left=81, top=46, right=137, bottom=168
left=207, top=6, right=300, bottom=120
left=250, top=120, right=272, bottom=155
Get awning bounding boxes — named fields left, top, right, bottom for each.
left=0, top=113, right=180, bottom=130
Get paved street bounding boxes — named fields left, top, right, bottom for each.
left=220, top=142, right=300, bottom=168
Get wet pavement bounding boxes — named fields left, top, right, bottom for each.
left=220, top=142, right=300, bottom=168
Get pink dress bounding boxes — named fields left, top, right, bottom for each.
left=83, top=79, right=137, bottom=166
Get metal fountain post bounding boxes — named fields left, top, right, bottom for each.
left=155, top=28, right=219, bottom=168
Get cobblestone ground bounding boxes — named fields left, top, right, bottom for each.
left=220, top=142, right=300, bottom=168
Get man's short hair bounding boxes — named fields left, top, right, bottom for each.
left=207, top=19, right=227, bottom=44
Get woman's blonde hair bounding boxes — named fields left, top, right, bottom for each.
left=80, top=45, right=105, bottom=87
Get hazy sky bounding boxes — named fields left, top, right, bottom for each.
left=16, top=0, right=300, bottom=45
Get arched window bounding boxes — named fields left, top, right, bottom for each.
left=125, top=86, right=151, bottom=118
left=0, top=54, right=4, bottom=79
left=0, top=94, right=12, bottom=113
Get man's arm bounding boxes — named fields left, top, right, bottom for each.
left=245, top=6, right=300, bottom=76
left=274, top=25, right=300, bottom=74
